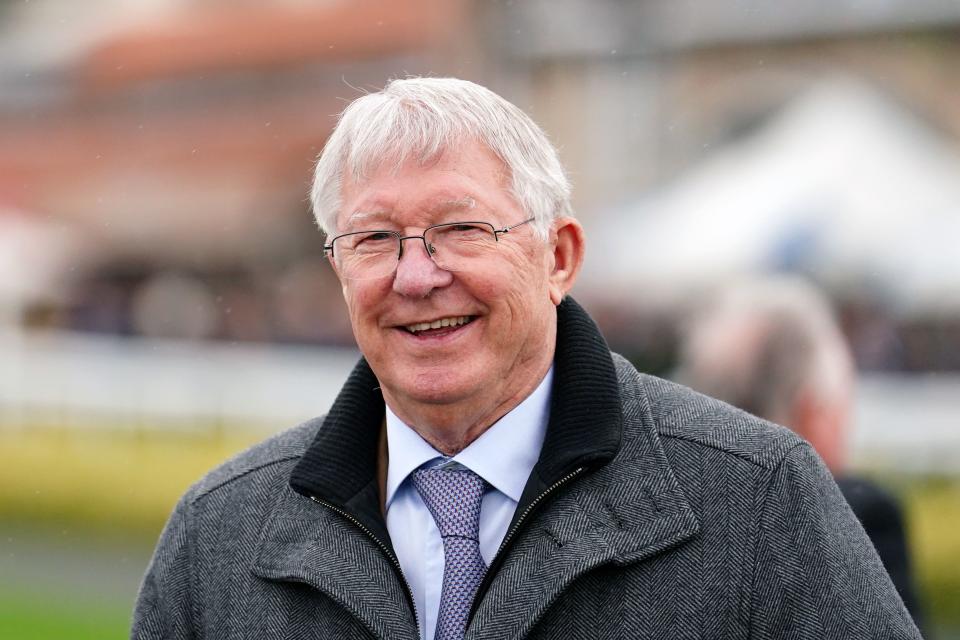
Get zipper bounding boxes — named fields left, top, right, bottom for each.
left=309, top=495, right=422, bottom=636
left=469, top=465, right=588, bottom=621
left=496, top=466, right=586, bottom=558
left=311, top=466, right=586, bottom=635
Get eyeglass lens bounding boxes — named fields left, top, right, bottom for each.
left=333, top=222, right=500, bottom=280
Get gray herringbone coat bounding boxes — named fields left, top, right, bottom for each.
left=133, top=300, right=920, bottom=639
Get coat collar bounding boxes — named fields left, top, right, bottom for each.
left=288, top=296, right=623, bottom=547
left=275, top=297, right=698, bottom=640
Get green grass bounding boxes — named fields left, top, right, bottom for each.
left=1, top=426, right=958, bottom=637
left=898, top=475, right=960, bottom=632
left=0, top=425, right=262, bottom=640
left=0, top=425, right=265, bottom=538
left=0, top=588, right=130, bottom=640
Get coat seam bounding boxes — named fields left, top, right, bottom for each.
left=191, top=455, right=302, bottom=503
left=747, top=440, right=809, bottom=639
left=659, top=431, right=797, bottom=471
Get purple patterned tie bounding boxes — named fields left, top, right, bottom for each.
left=412, top=466, right=488, bottom=640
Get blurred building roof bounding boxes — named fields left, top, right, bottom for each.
left=492, top=0, right=960, bottom=59
left=79, top=0, right=465, bottom=90
left=0, top=0, right=470, bottom=267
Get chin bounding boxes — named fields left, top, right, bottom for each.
left=391, top=367, right=480, bottom=406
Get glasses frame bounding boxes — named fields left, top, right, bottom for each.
left=323, top=217, right=536, bottom=273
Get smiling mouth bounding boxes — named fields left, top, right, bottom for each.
left=403, top=315, right=475, bottom=335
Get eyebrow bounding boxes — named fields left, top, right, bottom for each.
left=343, top=210, right=389, bottom=228
left=344, top=197, right=478, bottom=228
left=428, top=197, right=477, bottom=215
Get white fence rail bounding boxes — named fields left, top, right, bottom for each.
left=1, top=329, right=958, bottom=472
left=851, top=374, right=960, bottom=473
left=0, top=329, right=359, bottom=432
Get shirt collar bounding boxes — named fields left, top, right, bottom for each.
left=384, top=366, right=553, bottom=507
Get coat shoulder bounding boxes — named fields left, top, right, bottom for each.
left=184, top=417, right=324, bottom=503
left=612, top=353, right=804, bottom=470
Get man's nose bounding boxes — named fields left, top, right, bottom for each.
left=392, top=238, right=453, bottom=298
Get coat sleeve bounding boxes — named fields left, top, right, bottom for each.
left=131, top=494, right=197, bottom=640
left=751, top=443, right=922, bottom=639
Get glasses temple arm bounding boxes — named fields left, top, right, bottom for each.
left=495, top=217, right=536, bottom=235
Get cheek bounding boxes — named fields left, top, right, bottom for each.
left=505, top=255, right=553, bottom=306
left=342, top=283, right=383, bottom=324
left=500, top=243, right=550, bottom=283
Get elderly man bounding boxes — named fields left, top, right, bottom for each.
left=133, top=78, right=920, bottom=639
left=676, top=276, right=925, bottom=631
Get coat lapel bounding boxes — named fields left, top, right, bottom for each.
left=468, top=345, right=700, bottom=640
left=250, top=482, right=419, bottom=640
left=469, top=477, right=699, bottom=640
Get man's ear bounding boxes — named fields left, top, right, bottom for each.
left=325, top=250, right=344, bottom=281
left=547, top=217, right=585, bottom=305
left=326, top=253, right=351, bottom=300
left=791, top=387, right=849, bottom=475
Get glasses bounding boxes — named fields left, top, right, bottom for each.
left=324, top=217, right=535, bottom=280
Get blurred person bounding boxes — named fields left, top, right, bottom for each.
left=216, top=281, right=272, bottom=343
left=68, top=278, right=134, bottom=335
left=133, top=78, right=920, bottom=639
left=676, top=276, right=924, bottom=630
left=273, top=256, right=354, bottom=344
left=131, top=271, right=220, bottom=340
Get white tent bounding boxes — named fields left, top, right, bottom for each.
left=583, top=78, right=960, bottom=316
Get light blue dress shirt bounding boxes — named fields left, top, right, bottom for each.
left=384, top=367, right=553, bottom=640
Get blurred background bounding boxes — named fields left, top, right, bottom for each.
left=1, top=0, right=959, bottom=637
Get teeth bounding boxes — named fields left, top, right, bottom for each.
left=406, top=316, right=471, bottom=333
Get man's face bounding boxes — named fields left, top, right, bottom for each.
left=334, top=140, right=563, bottom=423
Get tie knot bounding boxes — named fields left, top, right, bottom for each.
left=412, top=466, right=486, bottom=539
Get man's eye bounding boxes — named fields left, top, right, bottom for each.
left=352, top=232, right=395, bottom=251
left=447, top=224, right=486, bottom=234
left=360, top=232, right=395, bottom=242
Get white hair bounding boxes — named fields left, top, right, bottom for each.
left=676, top=276, right=854, bottom=427
left=310, top=77, right=572, bottom=238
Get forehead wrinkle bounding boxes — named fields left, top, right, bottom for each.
left=344, top=209, right=390, bottom=229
